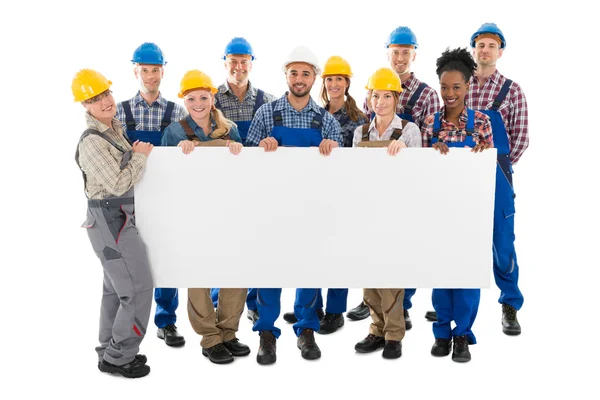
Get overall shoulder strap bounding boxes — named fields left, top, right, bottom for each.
left=180, top=118, right=198, bottom=141
left=121, top=101, right=136, bottom=131
left=491, top=79, right=513, bottom=111
left=160, top=101, right=175, bottom=131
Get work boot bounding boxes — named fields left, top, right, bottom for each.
left=97, top=354, right=147, bottom=370
left=247, top=309, right=259, bottom=324
left=346, top=302, right=370, bottom=321
left=283, top=308, right=325, bottom=324
left=354, top=334, right=385, bottom=353
left=99, top=357, right=150, bottom=378
left=431, top=338, right=451, bottom=357
left=452, top=335, right=471, bottom=363
left=157, top=324, right=185, bottom=347
left=425, top=311, right=438, bottom=321
left=202, top=343, right=234, bottom=364
left=297, top=328, right=321, bottom=360
left=223, top=338, right=251, bottom=356
left=502, top=304, right=522, bottom=335
left=257, top=331, right=277, bottom=365
left=382, top=340, right=402, bottom=359
left=318, top=312, right=344, bottom=334
left=404, top=309, right=412, bottom=330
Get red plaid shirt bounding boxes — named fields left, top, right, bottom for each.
left=363, top=73, right=440, bottom=130
left=421, top=107, right=492, bottom=147
left=466, top=70, right=529, bottom=164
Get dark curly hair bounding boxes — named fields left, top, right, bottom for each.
left=435, top=47, right=476, bottom=82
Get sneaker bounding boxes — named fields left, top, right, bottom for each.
left=502, top=304, right=521, bottom=335
left=297, top=328, right=321, bottom=360
left=99, top=357, right=150, bottom=378
left=452, top=335, right=471, bottom=363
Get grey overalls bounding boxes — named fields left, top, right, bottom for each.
left=76, top=129, right=153, bottom=366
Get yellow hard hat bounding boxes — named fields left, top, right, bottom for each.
left=72, top=69, right=112, bottom=103
left=365, top=68, right=402, bottom=92
left=322, top=56, right=353, bottom=77
left=178, top=70, right=218, bottom=98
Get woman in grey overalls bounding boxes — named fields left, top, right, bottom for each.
left=73, top=69, right=154, bottom=378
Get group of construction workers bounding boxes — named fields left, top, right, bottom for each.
left=73, top=22, right=528, bottom=378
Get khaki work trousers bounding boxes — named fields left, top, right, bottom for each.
left=188, top=288, right=246, bottom=348
left=363, top=288, right=405, bottom=341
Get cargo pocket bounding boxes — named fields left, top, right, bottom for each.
left=80, top=212, right=95, bottom=229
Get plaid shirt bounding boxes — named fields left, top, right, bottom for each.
left=215, top=81, right=276, bottom=122
left=77, top=113, right=147, bottom=200
left=421, top=107, right=493, bottom=147
left=363, top=73, right=440, bottom=129
left=245, top=94, right=342, bottom=147
left=161, top=115, right=242, bottom=146
left=115, top=91, right=187, bottom=132
left=329, top=106, right=368, bottom=148
left=466, top=70, right=528, bottom=164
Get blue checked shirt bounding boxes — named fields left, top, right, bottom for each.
left=330, top=106, right=368, bottom=148
left=115, top=91, right=187, bottom=132
left=245, top=94, right=342, bottom=147
left=215, top=81, right=276, bottom=122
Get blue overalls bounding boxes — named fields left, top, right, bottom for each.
left=122, top=100, right=179, bottom=329
left=378, top=82, right=428, bottom=311
left=480, top=80, right=523, bottom=310
left=251, top=104, right=325, bottom=338
left=211, top=90, right=265, bottom=312
left=121, top=100, right=175, bottom=146
left=430, top=108, right=480, bottom=343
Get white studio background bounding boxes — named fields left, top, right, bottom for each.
left=0, top=0, right=598, bottom=399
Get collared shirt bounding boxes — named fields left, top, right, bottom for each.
left=466, top=70, right=528, bottom=164
left=329, top=106, right=368, bottom=148
left=363, top=73, right=440, bottom=129
left=115, top=91, right=187, bottom=132
left=245, top=94, right=342, bottom=147
left=352, top=114, right=422, bottom=147
left=215, top=81, right=276, bottom=122
left=421, top=107, right=492, bottom=147
left=77, top=112, right=147, bottom=200
left=161, top=115, right=242, bottom=146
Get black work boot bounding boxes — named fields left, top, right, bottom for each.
left=223, top=338, right=251, bottom=356
left=404, top=309, right=412, bottom=330
left=431, top=338, right=451, bottom=357
left=346, top=302, right=370, bottom=321
left=283, top=308, right=325, bottom=324
left=157, top=324, right=185, bottom=347
left=257, top=331, right=277, bottom=365
left=452, top=335, right=471, bottom=363
left=297, top=328, right=321, bottom=360
left=202, top=343, right=234, bottom=364
left=97, top=354, right=147, bottom=371
left=425, top=311, right=438, bottom=321
left=502, top=304, right=522, bottom=335
left=99, top=357, right=150, bottom=378
left=354, top=334, right=385, bottom=353
left=382, top=340, right=402, bottom=359
left=318, top=312, right=344, bottom=334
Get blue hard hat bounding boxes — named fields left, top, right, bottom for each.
left=222, top=37, right=255, bottom=60
left=470, top=23, right=506, bottom=49
left=386, top=26, right=418, bottom=49
left=131, top=42, right=166, bottom=65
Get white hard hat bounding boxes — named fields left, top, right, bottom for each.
left=282, top=45, right=321, bottom=76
